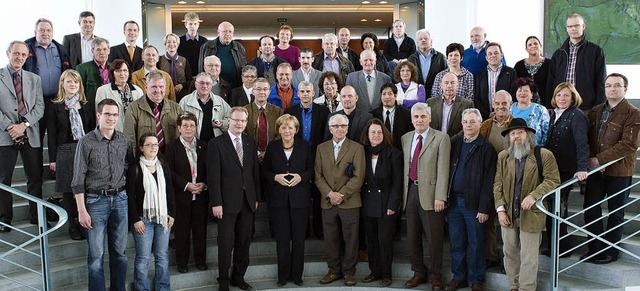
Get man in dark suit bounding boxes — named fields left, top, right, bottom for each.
left=285, top=81, right=330, bottom=238
left=229, top=65, right=256, bottom=107
left=325, top=86, right=373, bottom=142
left=244, top=78, right=283, bottom=161
left=370, top=83, right=413, bottom=150
left=407, top=29, right=448, bottom=94
left=76, top=37, right=110, bottom=109
left=63, top=11, right=97, bottom=69
left=315, top=113, right=365, bottom=286
left=208, top=106, right=261, bottom=291
left=345, top=50, right=392, bottom=112
left=401, top=102, right=450, bottom=290
left=427, top=72, right=474, bottom=137
left=0, top=41, right=45, bottom=231
left=108, top=21, right=143, bottom=72
left=474, top=42, right=517, bottom=119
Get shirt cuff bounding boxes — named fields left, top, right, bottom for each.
left=183, top=182, right=190, bottom=192
left=496, top=205, right=506, bottom=212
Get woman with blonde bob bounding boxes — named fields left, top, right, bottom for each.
left=47, top=69, right=96, bottom=240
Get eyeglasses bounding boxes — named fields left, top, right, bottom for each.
left=143, top=143, right=159, bottom=148
left=197, top=81, right=212, bottom=86
left=229, top=117, right=248, bottom=123
left=114, top=69, right=129, bottom=73
left=330, top=124, right=348, bottom=129
left=180, top=124, right=196, bottom=128
left=242, top=74, right=257, bottom=79
left=204, top=64, right=220, bottom=68
left=604, top=84, right=625, bottom=89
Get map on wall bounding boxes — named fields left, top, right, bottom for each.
left=544, top=0, right=640, bottom=64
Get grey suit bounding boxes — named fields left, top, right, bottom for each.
left=0, top=67, right=44, bottom=223
left=291, top=68, right=321, bottom=98
left=345, top=70, right=391, bottom=112
left=426, top=96, right=474, bottom=137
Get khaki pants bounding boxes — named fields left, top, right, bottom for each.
left=501, top=219, right=541, bottom=291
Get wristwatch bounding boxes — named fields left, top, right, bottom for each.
left=24, top=122, right=30, bottom=128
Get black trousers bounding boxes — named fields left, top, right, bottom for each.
left=0, top=145, right=43, bottom=223
left=217, top=198, right=254, bottom=283
left=309, top=185, right=323, bottom=237
left=272, top=206, right=309, bottom=282
left=175, top=193, right=209, bottom=267
left=363, top=213, right=397, bottom=279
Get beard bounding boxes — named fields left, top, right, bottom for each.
left=508, top=140, right=532, bottom=160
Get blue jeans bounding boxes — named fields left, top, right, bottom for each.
left=85, top=191, right=128, bottom=291
left=133, top=218, right=171, bottom=291
left=447, top=194, right=486, bottom=284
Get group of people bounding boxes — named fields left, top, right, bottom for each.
left=0, top=8, right=638, bottom=291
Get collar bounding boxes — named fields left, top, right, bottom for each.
left=255, top=102, right=267, bottom=110
left=442, top=96, right=456, bottom=105
left=228, top=132, right=242, bottom=143
left=324, top=52, right=337, bottom=60
left=81, top=34, right=95, bottom=41
left=301, top=102, right=313, bottom=111
left=414, top=129, right=429, bottom=141
left=180, top=135, right=197, bottom=148
left=570, top=38, right=585, bottom=47
left=185, top=33, right=200, bottom=41
left=463, top=134, right=479, bottom=143
left=7, top=66, right=20, bottom=76
left=93, top=58, right=108, bottom=69
left=384, top=106, right=395, bottom=114
left=332, top=137, right=346, bottom=148
left=487, top=64, right=503, bottom=73
left=363, top=70, right=376, bottom=78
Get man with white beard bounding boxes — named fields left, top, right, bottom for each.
left=493, top=118, right=559, bottom=291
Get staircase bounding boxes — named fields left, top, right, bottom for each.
left=2, top=137, right=640, bottom=290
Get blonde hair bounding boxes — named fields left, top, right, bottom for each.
left=551, top=82, right=583, bottom=108
left=275, top=114, right=299, bottom=134
left=53, top=69, right=87, bottom=105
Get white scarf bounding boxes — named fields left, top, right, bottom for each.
left=139, top=156, right=169, bottom=231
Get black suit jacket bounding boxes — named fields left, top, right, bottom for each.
left=228, top=86, right=253, bottom=107
left=370, top=104, right=414, bottom=150
left=207, top=133, right=262, bottom=214
left=325, top=109, right=373, bottom=142
left=46, top=102, right=95, bottom=163
left=474, top=66, right=517, bottom=119
left=165, top=138, right=208, bottom=207
left=362, top=144, right=403, bottom=217
left=63, top=33, right=98, bottom=68
left=262, top=138, right=313, bottom=209
left=109, top=43, right=143, bottom=71
left=285, top=104, right=330, bottom=155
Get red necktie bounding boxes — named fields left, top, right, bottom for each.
left=409, top=135, right=423, bottom=181
left=258, top=107, right=267, bottom=150
left=13, top=72, right=26, bottom=116
left=154, top=103, right=165, bottom=149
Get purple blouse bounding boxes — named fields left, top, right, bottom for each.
left=275, top=45, right=301, bottom=70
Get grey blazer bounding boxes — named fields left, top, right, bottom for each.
left=0, top=68, right=44, bottom=147
left=345, top=70, right=392, bottom=112
left=291, top=68, right=321, bottom=98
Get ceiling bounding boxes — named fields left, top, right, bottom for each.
left=150, top=0, right=416, bottom=38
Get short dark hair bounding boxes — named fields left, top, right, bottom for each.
left=514, top=77, right=537, bottom=94
left=360, top=32, right=379, bottom=50
left=123, top=20, right=139, bottom=31
left=177, top=112, right=198, bottom=126
left=606, top=73, right=628, bottom=88
left=525, top=36, right=541, bottom=47
left=97, top=98, right=119, bottom=113
left=446, top=43, right=465, bottom=59
left=486, top=42, right=503, bottom=54
left=318, top=71, right=343, bottom=93
left=360, top=118, right=393, bottom=146
left=79, top=11, right=95, bottom=21
left=109, top=59, right=129, bottom=82
left=259, top=35, right=275, bottom=46
left=380, top=82, right=397, bottom=95
left=300, top=47, right=314, bottom=54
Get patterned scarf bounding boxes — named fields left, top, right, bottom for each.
left=117, top=83, right=133, bottom=110
left=139, top=156, right=169, bottom=231
left=64, top=94, right=85, bottom=141
left=165, top=52, right=179, bottom=85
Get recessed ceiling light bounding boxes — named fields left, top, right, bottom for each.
left=177, top=0, right=187, bottom=4
left=196, top=0, right=204, bottom=3
left=380, top=0, right=388, bottom=3
left=374, top=19, right=382, bottom=22
left=360, top=18, right=368, bottom=22
left=362, top=1, right=370, bottom=3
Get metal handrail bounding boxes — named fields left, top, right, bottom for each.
left=0, top=183, right=67, bottom=291
left=536, top=153, right=640, bottom=291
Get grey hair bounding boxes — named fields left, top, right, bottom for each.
left=35, top=18, right=53, bottom=31
left=411, top=102, right=431, bottom=117
left=6, top=41, right=28, bottom=53
left=393, top=19, right=406, bottom=27
left=146, top=71, right=165, bottom=84
left=91, top=37, right=109, bottom=49
left=298, top=80, right=314, bottom=89
left=322, top=33, right=338, bottom=43
left=195, top=72, right=213, bottom=82
left=504, top=131, right=537, bottom=157
left=416, top=29, right=431, bottom=39
left=204, top=55, right=220, bottom=64
left=461, top=108, right=483, bottom=123
left=359, top=49, right=376, bottom=60
left=253, top=77, right=271, bottom=89
left=328, top=114, right=349, bottom=126
left=495, top=89, right=512, bottom=101
left=242, top=64, right=257, bottom=75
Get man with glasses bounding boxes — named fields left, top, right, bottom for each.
left=124, top=71, right=183, bottom=153
left=292, top=48, right=321, bottom=98
left=72, top=98, right=134, bottom=291
left=315, top=113, right=365, bottom=286
left=243, top=77, right=282, bottom=162
left=179, top=72, right=231, bottom=142
left=547, top=13, right=606, bottom=113
left=582, top=73, right=640, bottom=264
left=229, top=65, right=257, bottom=107
left=203, top=55, right=231, bottom=102
left=208, top=106, right=261, bottom=291
left=198, top=21, right=246, bottom=88
left=312, top=33, right=354, bottom=83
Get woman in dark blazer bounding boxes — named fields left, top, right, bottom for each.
left=358, top=118, right=403, bottom=287
left=544, top=82, right=589, bottom=257
left=165, top=112, right=208, bottom=273
left=262, top=114, right=313, bottom=287
left=47, top=69, right=95, bottom=240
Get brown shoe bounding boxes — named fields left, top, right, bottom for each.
left=382, top=278, right=392, bottom=287
left=358, top=249, right=369, bottom=262
left=431, top=277, right=443, bottom=291
left=405, top=275, right=427, bottom=288
left=446, top=279, right=469, bottom=291
left=344, top=274, right=356, bottom=286
left=471, top=283, right=484, bottom=291
left=362, top=274, right=379, bottom=283
left=318, top=273, right=343, bottom=284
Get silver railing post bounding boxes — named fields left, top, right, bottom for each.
left=37, top=203, right=51, bottom=291
left=549, top=188, right=561, bottom=291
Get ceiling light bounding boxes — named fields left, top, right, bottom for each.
left=196, top=0, right=205, bottom=3
left=379, top=0, right=388, bottom=3
left=177, top=0, right=187, bottom=3
left=362, top=1, right=370, bottom=3
left=360, top=18, right=368, bottom=22
left=374, top=19, right=382, bottom=22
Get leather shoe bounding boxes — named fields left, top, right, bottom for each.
left=382, top=278, right=392, bottom=287
left=446, top=279, right=468, bottom=291
left=593, top=254, right=617, bottom=264
left=579, top=253, right=597, bottom=262
left=319, top=273, right=343, bottom=284
left=196, top=264, right=208, bottom=271
left=471, top=283, right=484, bottom=291
left=344, top=274, right=356, bottom=286
left=230, top=278, right=252, bottom=290
left=405, top=275, right=427, bottom=288
left=276, top=280, right=286, bottom=287
left=293, top=279, right=303, bottom=286
left=0, top=224, right=11, bottom=233
left=431, top=277, right=443, bottom=291
left=362, top=273, right=379, bottom=283
left=178, top=266, right=188, bottom=273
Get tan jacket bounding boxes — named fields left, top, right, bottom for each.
left=401, top=129, right=451, bottom=211
left=480, top=115, right=513, bottom=138
left=587, top=99, right=640, bottom=176
left=494, top=147, right=560, bottom=232
left=130, top=68, right=176, bottom=102
left=314, top=138, right=365, bottom=209
left=124, top=97, right=183, bottom=149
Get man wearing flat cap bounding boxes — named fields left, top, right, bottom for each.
left=493, top=118, right=560, bottom=291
